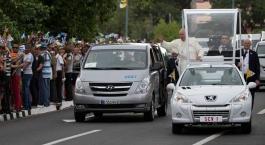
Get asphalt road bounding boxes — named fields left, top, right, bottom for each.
left=0, top=91, right=265, bottom=145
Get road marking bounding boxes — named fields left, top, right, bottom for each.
left=42, top=130, right=101, bottom=145
left=257, top=109, right=265, bottom=115
left=62, top=119, right=76, bottom=123
left=193, top=132, right=224, bottom=145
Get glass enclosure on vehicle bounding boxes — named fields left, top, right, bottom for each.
left=179, top=67, right=243, bottom=86
left=183, top=9, right=240, bottom=63
left=83, top=49, right=147, bottom=70
left=256, top=44, right=265, bottom=56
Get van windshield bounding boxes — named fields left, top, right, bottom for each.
left=83, top=49, right=147, bottom=70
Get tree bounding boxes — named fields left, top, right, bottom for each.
left=100, top=0, right=183, bottom=41
left=153, top=19, right=181, bottom=41
left=47, top=0, right=117, bottom=41
left=212, top=0, right=265, bottom=33
left=0, top=0, right=50, bottom=35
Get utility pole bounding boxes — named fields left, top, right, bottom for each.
left=232, top=0, right=235, bottom=8
left=125, top=3, right=128, bottom=41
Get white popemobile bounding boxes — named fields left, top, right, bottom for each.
left=167, top=9, right=257, bottom=134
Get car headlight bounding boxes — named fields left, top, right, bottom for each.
left=173, top=92, right=190, bottom=103
left=135, top=76, right=150, bottom=94
left=75, top=78, right=85, bottom=94
left=232, top=90, right=249, bottom=103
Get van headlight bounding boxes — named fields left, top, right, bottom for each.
left=135, top=76, right=150, bottom=94
left=232, top=90, right=249, bottom=103
left=173, top=92, right=190, bottom=103
left=75, top=78, right=85, bottom=94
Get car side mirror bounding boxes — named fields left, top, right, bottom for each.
left=247, top=82, right=257, bottom=89
left=167, top=83, right=175, bottom=91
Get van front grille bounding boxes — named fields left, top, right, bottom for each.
left=89, top=82, right=132, bottom=97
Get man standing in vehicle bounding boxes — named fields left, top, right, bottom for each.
left=236, top=39, right=260, bottom=108
left=160, top=28, right=204, bottom=73
left=167, top=52, right=179, bottom=84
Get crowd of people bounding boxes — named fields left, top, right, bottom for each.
left=0, top=29, right=90, bottom=114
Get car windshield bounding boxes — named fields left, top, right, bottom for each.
left=83, top=49, right=147, bottom=70
left=256, top=44, right=265, bottom=55
left=179, top=67, right=243, bottom=86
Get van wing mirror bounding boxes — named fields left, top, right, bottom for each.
left=247, top=82, right=257, bottom=89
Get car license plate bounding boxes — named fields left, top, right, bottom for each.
left=199, top=116, right=222, bottom=122
left=100, top=100, right=120, bottom=104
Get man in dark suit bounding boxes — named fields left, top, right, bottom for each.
left=236, top=39, right=260, bottom=109
left=167, top=52, right=179, bottom=84
left=207, top=35, right=233, bottom=57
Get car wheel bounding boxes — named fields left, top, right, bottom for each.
left=74, top=111, right=86, bottom=122
left=241, top=121, right=252, bottom=134
left=144, top=98, right=155, bottom=121
left=172, top=123, right=184, bottom=134
left=94, top=112, right=103, bottom=118
left=157, top=101, right=167, bottom=117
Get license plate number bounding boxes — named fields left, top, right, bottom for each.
left=199, top=116, right=222, bottom=122
left=100, top=100, right=120, bottom=104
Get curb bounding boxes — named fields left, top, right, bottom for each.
left=0, top=101, right=73, bottom=122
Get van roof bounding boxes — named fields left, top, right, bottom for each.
left=91, top=43, right=150, bottom=50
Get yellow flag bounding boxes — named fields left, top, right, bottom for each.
left=120, top=0, right=127, bottom=8
left=246, top=69, right=255, bottom=79
left=170, top=69, right=176, bottom=81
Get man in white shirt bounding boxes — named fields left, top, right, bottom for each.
left=21, top=44, right=34, bottom=111
left=55, top=47, right=64, bottom=109
left=160, top=28, right=204, bottom=73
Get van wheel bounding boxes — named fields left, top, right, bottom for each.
left=94, top=112, right=103, bottom=118
left=144, top=99, right=155, bottom=121
left=241, top=121, right=251, bottom=134
left=157, top=101, right=167, bottom=117
left=172, top=123, right=184, bottom=134
left=74, top=111, right=86, bottom=122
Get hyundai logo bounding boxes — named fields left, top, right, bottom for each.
left=106, top=85, right=114, bottom=91
left=205, top=95, right=217, bottom=102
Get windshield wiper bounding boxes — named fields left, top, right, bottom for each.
left=106, top=67, right=133, bottom=70
left=211, top=83, right=229, bottom=85
left=83, top=67, right=107, bottom=70
left=83, top=67, right=133, bottom=70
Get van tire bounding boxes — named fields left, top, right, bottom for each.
left=241, top=121, right=251, bottom=134
left=172, top=123, right=184, bottom=134
left=94, top=112, right=103, bottom=118
left=144, top=99, right=155, bottom=121
left=74, top=111, right=86, bottom=122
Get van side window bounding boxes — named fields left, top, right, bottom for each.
left=152, top=46, right=162, bottom=62
left=150, top=49, right=156, bottom=66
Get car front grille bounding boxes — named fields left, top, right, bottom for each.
left=89, top=82, right=132, bottom=97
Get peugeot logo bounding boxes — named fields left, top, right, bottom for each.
left=106, top=85, right=114, bottom=91
left=205, top=95, right=217, bottom=102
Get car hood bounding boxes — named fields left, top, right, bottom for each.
left=79, top=70, right=148, bottom=82
left=176, top=86, right=247, bottom=105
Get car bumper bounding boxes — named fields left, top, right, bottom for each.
left=171, top=99, right=252, bottom=124
left=74, top=92, right=152, bottom=113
